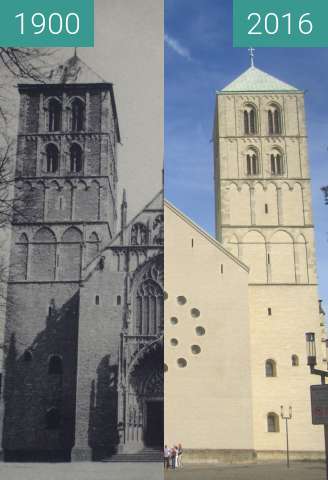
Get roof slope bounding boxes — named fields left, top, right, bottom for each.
left=221, top=66, right=299, bottom=93
left=47, top=55, right=107, bottom=84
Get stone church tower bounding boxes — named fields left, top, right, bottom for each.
left=214, top=62, right=325, bottom=454
left=1, top=54, right=164, bottom=462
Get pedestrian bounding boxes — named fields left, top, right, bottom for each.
left=164, top=445, right=170, bottom=469
left=177, top=443, right=183, bottom=468
left=171, top=445, right=176, bottom=468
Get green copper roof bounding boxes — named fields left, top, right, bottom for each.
left=221, top=66, right=299, bottom=93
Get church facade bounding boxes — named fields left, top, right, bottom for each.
left=165, top=63, right=326, bottom=461
left=1, top=55, right=163, bottom=461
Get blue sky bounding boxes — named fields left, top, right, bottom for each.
left=165, top=0, right=328, bottom=306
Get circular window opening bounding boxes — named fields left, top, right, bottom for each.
left=170, top=338, right=178, bottom=347
left=170, top=317, right=178, bottom=325
left=195, top=326, right=206, bottom=336
left=191, top=308, right=200, bottom=318
left=191, top=345, right=201, bottom=355
left=177, top=358, right=187, bottom=368
left=177, top=296, right=187, bottom=305
left=164, top=364, right=168, bottom=372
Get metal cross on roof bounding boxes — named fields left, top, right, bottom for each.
left=248, top=47, right=255, bottom=67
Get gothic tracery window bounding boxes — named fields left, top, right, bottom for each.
left=48, top=99, right=62, bottom=132
left=46, top=144, right=59, bottom=173
left=71, top=98, right=85, bottom=132
left=136, top=280, right=163, bottom=335
left=268, top=104, right=282, bottom=135
left=70, top=143, right=83, bottom=173
left=131, top=223, right=148, bottom=245
left=244, top=104, right=257, bottom=135
left=246, top=149, right=259, bottom=176
left=153, top=214, right=164, bottom=245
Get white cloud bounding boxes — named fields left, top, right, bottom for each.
left=164, top=34, right=191, bottom=61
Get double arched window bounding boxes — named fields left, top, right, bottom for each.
left=265, top=359, right=277, bottom=377
left=270, top=149, right=284, bottom=176
left=246, top=148, right=259, bottom=176
left=71, top=98, right=85, bottom=132
left=268, top=104, right=282, bottom=135
left=48, top=99, right=62, bottom=132
left=244, top=104, right=257, bottom=135
left=70, top=143, right=83, bottom=173
left=131, top=223, right=148, bottom=245
left=46, top=144, right=59, bottom=173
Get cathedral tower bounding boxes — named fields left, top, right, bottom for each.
left=214, top=62, right=325, bottom=455
left=2, top=55, right=120, bottom=461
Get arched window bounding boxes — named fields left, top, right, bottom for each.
left=268, top=104, right=282, bottom=135
left=270, top=150, right=284, bottom=176
left=292, top=354, right=299, bottom=366
left=48, top=355, right=63, bottom=375
left=71, top=98, right=85, bottom=132
left=45, top=408, right=61, bottom=430
left=46, top=144, right=59, bottom=173
left=153, top=214, right=164, bottom=245
left=265, top=359, right=277, bottom=377
left=131, top=223, right=148, bottom=245
left=23, top=350, right=33, bottom=362
left=267, top=413, right=279, bottom=432
left=136, top=280, right=163, bottom=335
left=246, top=149, right=259, bottom=176
left=48, top=99, right=61, bottom=132
left=244, top=104, right=257, bottom=135
left=70, top=143, right=83, bottom=173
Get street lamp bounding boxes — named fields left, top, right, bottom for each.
left=305, top=332, right=328, bottom=480
left=306, top=332, right=317, bottom=367
left=280, top=405, right=292, bottom=468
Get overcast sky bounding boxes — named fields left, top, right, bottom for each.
left=165, top=0, right=328, bottom=306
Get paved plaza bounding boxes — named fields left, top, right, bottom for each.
left=0, top=462, right=163, bottom=480
left=165, top=462, right=326, bottom=480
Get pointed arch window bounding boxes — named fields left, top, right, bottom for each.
left=71, top=98, right=85, bottom=132
left=268, top=104, right=282, bottom=135
left=70, top=143, right=83, bottom=173
left=131, top=223, right=148, bottom=245
left=46, top=144, right=59, bottom=173
left=246, top=149, right=259, bottom=176
left=48, top=99, right=62, bottom=132
left=244, top=105, right=257, bottom=135
left=136, top=280, right=163, bottom=335
left=270, top=150, right=284, bottom=176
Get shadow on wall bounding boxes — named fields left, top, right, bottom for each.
left=89, top=358, right=119, bottom=460
left=2, top=292, right=80, bottom=462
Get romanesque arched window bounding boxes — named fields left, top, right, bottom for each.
left=291, top=354, right=299, bottom=366
left=48, top=355, right=63, bottom=375
left=267, top=412, right=279, bottom=432
left=265, top=359, right=277, bottom=377
left=268, top=104, right=282, bottom=135
left=244, top=104, right=257, bottom=135
left=246, top=148, right=259, bottom=176
left=131, top=223, right=148, bottom=245
left=70, top=143, right=83, bottom=173
left=46, top=144, right=59, bottom=173
left=71, top=98, right=85, bottom=132
left=270, top=149, right=284, bottom=176
left=48, top=99, right=62, bottom=132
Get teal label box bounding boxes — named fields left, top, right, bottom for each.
left=0, top=0, right=94, bottom=47
left=234, top=0, right=328, bottom=47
